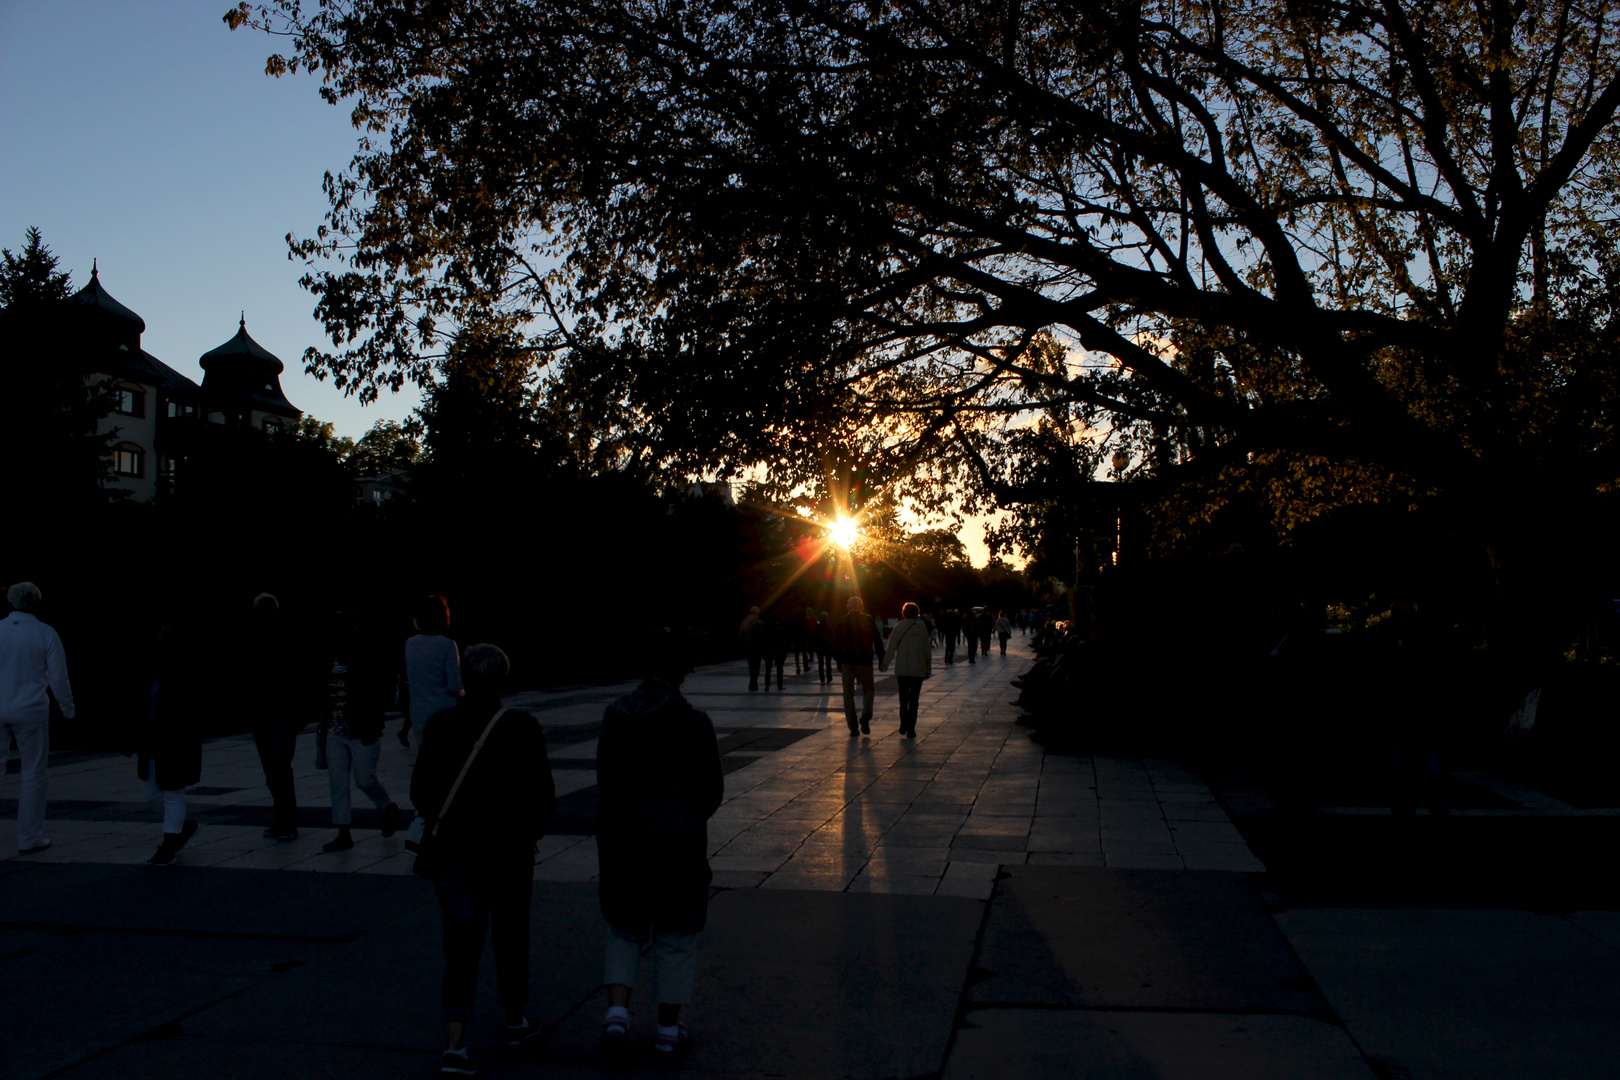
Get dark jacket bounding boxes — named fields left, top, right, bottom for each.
left=830, top=611, right=883, bottom=666
left=134, top=646, right=204, bottom=791
left=322, top=646, right=395, bottom=743
left=242, top=616, right=315, bottom=733
left=411, top=698, right=555, bottom=865
left=596, top=680, right=724, bottom=934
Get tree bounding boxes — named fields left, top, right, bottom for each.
left=347, top=418, right=421, bottom=476
left=0, top=227, right=115, bottom=512
left=228, top=1, right=1620, bottom=592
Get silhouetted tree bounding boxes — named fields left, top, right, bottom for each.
left=0, top=227, right=115, bottom=514
left=229, top=1, right=1620, bottom=606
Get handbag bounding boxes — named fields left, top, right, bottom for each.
left=413, top=706, right=510, bottom=880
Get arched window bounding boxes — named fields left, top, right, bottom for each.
left=113, top=383, right=145, bottom=418
left=113, top=443, right=145, bottom=477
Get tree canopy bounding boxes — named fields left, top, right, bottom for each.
left=228, top=0, right=1620, bottom=568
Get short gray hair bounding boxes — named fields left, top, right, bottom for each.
left=463, top=643, right=510, bottom=694
left=6, top=582, right=41, bottom=612
left=252, top=593, right=279, bottom=611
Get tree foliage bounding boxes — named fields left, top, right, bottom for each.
left=228, top=0, right=1620, bottom=568
left=0, top=228, right=115, bottom=511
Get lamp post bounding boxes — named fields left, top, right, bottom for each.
left=1110, top=450, right=1129, bottom=565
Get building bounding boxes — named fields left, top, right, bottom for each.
left=67, top=264, right=300, bottom=502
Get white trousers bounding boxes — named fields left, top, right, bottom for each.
left=603, top=923, right=698, bottom=1005
left=3, top=720, right=49, bottom=850
left=327, top=734, right=389, bottom=826
left=141, top=766, right=188, bottom=834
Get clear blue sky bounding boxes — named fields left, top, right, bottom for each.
left=1, top=0, right=418, bottom=439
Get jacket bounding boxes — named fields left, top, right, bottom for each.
left=134, top=644, right=204, bottom=791
left=411, top=698, right=555, bottom=864
left=831, top=611, right=883, bottom=666
left=880, top=618, right=933, bottom=678
left=596, top=680, right=724, bottom=933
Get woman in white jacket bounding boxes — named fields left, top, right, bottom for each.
left=879, top=603, right=933, bottom=738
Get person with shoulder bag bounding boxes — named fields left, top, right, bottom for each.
left=879, top=603, right=933, bottom=738
left=411, top=643, right=555, bottom=1075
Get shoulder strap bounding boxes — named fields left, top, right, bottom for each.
left=428, top=706, right=511, bottom=837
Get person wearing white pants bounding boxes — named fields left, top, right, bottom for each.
left=319, top=615, right=400, bottom=853
left=0, top=583, right=76, bottom=855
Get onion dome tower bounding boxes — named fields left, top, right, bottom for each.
left=68, top=260, right=147, bottom=352
left=198, top=314, right=300, bottom=428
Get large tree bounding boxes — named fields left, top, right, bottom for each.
left=228, top=0, right=1620, bottom=578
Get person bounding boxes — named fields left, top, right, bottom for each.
left=0, top=582, right=75, bottom=855
left=939, top=608, right=961, bottom=665
left=832, top=596, right=883, bottom=735
left=787, top=609, right=809, bottom=675
left=761, top=611, right=788, bottom=691
left=813, top=611, right=835, bottom=684
left=400, top=594, right=463, bottom=750
left=245, top=594, right=305, bottom=841
left=995, top=610, right=1013, bottom=656
left=132, top=621, right=203, bottom=867
left=402, top=594, right=464, bottom=848
left=879, top=603, right=932, bottom=737
left=320, top=613, right=400, bottom=853
left=975, top=607, right=995, bottom=661
left=596, top=630, right=723, bottom=1060
left=412, top=644, right=555, bottom=1075
left=738, top=606, right=765, bottom=691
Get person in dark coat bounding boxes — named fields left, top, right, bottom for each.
left=831, top=596, right=883, bottom=734
left=739, top=606, right=765, bottom=690
left=761, top=611, right=789, bottom=690
left=412, top=643, right=555, bottom=1074
left=939, top=609, right=962, bottom=665
left=244, top=594, right=307, bottom=841
left=131, top=621, right=203, bottom=867
left=596, top=630, right=723, bottom=1060
left=813, top=610, right=835, bottom=683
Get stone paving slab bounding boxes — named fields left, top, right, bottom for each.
left=945, top=1009, right=1372, bottom=1080
left=971, top=865, right=1327, bottom=1014
left=1276, top=907, right=1620, bottom=1080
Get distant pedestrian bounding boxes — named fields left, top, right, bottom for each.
left=739, top=606, right=765, bottom=691
left=597, top=630, right=723, bottom=1061
left=788, top=609, right=809, bottom=675
left=402, top=594, right=464, bottom=849
left=940, top=609, right=962, bottom=665
left=832, top=596, right=883, bottom=735
left=813, top=611, right=835, bottom=683
left=400, top=594, right=462, bottom=749
left=995, top=611, right=1012, bottom=656
left=879, top=603, right=932, bottom=738
left=412, top=644, right=556, bottom=1074
left=132, top=621, right=203, bottom=867
left=974, top=607, right=995, bottom=660
left=0, top=582, right=75, bottom=855
left=762, top=611, right=788, bottom=690
left=320, top=613, right=400, bottom=853
left=245, top=593, right=306, bottom=841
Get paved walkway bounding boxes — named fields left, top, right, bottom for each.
left=2, top=637, right=1262, bottom=889
left=4, top=639, right=1613, bottom=1080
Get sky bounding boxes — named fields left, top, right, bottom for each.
left=0, top=0, right=419, bottom=439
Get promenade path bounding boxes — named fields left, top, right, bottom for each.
left=2, top=638, right=1613, bottom=1080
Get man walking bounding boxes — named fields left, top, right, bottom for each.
left=245, top=594, right=304, bottom=841
left=940, top=609, right=961, bottom=665
left=1, top=582, right=75, bottom=855
left=832, top=596, right=882, bottom=735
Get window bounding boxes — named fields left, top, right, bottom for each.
left=158, top=456, right=178, bottom=489
left=165, top=400, right=196, bottom=419
left=114, top=444, right=145, bottom=477
left=113, top=385, right=145, bottom=418
left=262, top=416, right=284, bottom=434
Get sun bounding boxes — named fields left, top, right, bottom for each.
left=828, top=517, right=859, bottom=549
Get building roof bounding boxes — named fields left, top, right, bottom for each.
left=200, top=315, right=285, bottom=374
left=198, top=316, right=300, bottom=418
left=68, top=262, right=147, bottom=335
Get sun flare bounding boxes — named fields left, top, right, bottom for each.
left=828, top=517, right=859, bottom=549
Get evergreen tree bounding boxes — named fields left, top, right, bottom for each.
left=0, top=228, right=115, bottom=513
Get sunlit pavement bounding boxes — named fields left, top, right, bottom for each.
left=0, top=636, right=1261, bottom=886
